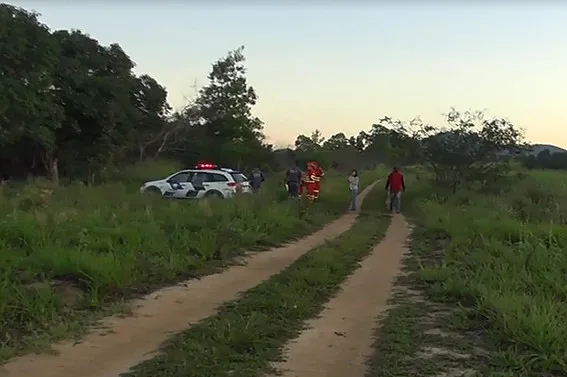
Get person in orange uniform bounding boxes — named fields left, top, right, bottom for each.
left=305, top=161, right=324, bottom=201
left=311, top=161, right=325, bottom=201
left=302, top=163, right=314, bottom=200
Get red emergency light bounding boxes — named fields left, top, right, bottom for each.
left=195, top=161, right=218, bottom=169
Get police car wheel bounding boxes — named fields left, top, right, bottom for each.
left=205, top=191, right=223, bottom=199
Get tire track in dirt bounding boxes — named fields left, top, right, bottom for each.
left=269, top=214, right=410, bottom=377
left=0, top=181, right=378, bottom=377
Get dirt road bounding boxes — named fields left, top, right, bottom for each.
left=0, top=181, right=378, bottom=377
left=270, top=214, right=410, bottom=377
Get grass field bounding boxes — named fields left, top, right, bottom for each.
left=369, top=168, right=567, bottom=377
left=122, top=183, right=391, bottom=377
left=0, top=161, right=382, bottom=361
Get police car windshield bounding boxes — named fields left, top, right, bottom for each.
left=231, top=172, right=248, bottom=182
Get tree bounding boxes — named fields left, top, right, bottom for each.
left=364, top=117, right=420, bottom=165
left=310, top=129, right=325, bottom=146
left=415, top=109, right=525, bottom=192
left=293, top=130, right=332, bottom=168
left=522, top=149, right=567, bottom=170
left=295, top=130, right=326, bottom=152
left=323, top=132, right=349, bottom=150
left=49, top=30, right=140, bottom=182
left=349, top=131, right=370, bottom=152
left=195, top=46, right=264, bottom=165
left=294, top=134, right=318, bottom=152
left=130, top=74, right=172, bottom=161
left=0, top=4, right=63, bottom=180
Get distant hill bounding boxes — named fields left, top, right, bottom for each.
left=527, top=144, right=567, bottom=156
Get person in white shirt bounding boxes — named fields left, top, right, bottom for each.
left=348, top=169, right=359, bottom=210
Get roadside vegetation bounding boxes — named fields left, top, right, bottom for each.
left=122, top=185, right=390, bottom=377
left=368, top=171, right=567, bottom=375
left=403, top=169, right=567, bottom=376
left=0, top=162, right=380, bottom=362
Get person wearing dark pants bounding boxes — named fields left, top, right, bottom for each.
left=250, top=167, right=265, bottom=193
left=348, top=169, right=359, bottom=210
left=285, top=164, right=303, bottom=199
left=385, top=166, right=405, bottom=214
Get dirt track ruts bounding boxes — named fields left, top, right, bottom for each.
left=0, top=181, right=378, bottom=377
left=269, top=214, right=410, bottom=377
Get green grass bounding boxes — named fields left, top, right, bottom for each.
left=366, top=226, right=487, bottom=377
left=368, top=168, right=567, bottom=377
left=121, top=184, right=391, bottom=377
left=0, top=162, right=384, bottom=362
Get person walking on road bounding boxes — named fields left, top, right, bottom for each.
left=348, top=169, right=359, bottom=211
left=285, top=163, right=303, bottom=199
left=250, top=167, right=265, bottom=193
left=385, top=166, right=405, bottom=214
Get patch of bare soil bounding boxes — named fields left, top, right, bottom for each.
left=0, top=181, right=377, bottom=377
left=392, top=288, right=483, bottom=377
left=365, top=234, right=490, bottom=377
left=269, top=214, right=410, bottom=377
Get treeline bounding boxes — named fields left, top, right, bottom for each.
left=522, top=149, right=567, bottom=170
left=0, top=4, right=273, bottom=183
left=1, top=4, right=530, bottom=190
left=294, top=110, right=525, bottom=192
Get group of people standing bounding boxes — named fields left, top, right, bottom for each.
left=285, top=161, right=325, bottom=201
left=263, top=163, right=405, bottom=214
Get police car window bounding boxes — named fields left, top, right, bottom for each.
left=192, top=172, right=212, bottom=182
left=169, top=172, right=191, bottom=182
left=211, top=174, right=228, bottom=182
left=231, top=173, right=248, bottom=182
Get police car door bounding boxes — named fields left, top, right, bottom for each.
left=191, top=171, right=212, bottom=198
left=209, top=172, right=229, bottom=194
left=167, top=171, right=196, bottom=199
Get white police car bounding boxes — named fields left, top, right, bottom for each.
left=140, top=162, right=251, bottom=199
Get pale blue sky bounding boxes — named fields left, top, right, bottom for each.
left=10, top=1, right=567, bottom=147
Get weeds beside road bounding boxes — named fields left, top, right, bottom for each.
left=0, top=162, right=382, bottom=362
left=368, top=169, right=567, bottom=377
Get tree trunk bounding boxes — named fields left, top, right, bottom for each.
left=138, top=145, right=146, bottom=162
left=47, top=156, right=59, bottom=185
left=41, top=151, right=60, bottom=185
left=154, top=130, right=174, bottom=159
left=87, top=170, right=96, bottom=186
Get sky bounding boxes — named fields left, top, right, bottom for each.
left=10, top=1, right=567, bottom=148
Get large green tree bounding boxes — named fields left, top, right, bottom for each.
left=0, top=4, right=63, bottom=179
left=49, top=30, right=140, bottom=181
left=130, top=74, right=171, bottom=161
left=0, top=5, right=172, bottom=183
left=195, top=46, right=265, bottom=166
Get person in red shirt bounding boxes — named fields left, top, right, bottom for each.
left=385, top=167, right=405, bottom=214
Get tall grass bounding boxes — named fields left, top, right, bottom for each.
left=405, top=169, right=567, bottom=374
left=0, top=161, right=383, bottom=360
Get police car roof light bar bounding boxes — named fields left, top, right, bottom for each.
left=195, top=161, right=218, bottom=169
